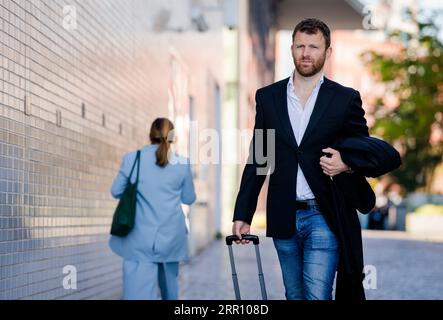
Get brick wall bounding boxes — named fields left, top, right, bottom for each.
left=0, top=0, right=223, bottom=299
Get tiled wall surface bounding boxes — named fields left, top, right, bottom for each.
left=0, top=0, right=223, bottom=299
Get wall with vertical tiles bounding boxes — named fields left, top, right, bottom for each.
left=0, top=0, right=224, bottom=299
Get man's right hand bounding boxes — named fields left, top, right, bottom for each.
left=232, top=220, right=251, bottom=245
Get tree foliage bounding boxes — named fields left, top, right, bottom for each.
left=363, top=11, right=443, bottom=192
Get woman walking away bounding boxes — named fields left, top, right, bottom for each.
left=109, top=118, right=196, bottom=300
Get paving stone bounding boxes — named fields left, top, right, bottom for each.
left=179, top=230, right=443, bottom=300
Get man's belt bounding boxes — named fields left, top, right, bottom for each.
left=295, top=199, right=318, bottom=210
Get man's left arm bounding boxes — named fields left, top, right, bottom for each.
left=320, top=90, right=369, bottom=176
left=343, top=90, right=369, bottom=138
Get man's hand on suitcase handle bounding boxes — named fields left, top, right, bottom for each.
left=232, top=220, right=250, bottom=244
left=226, top=234, right=259, bottom=245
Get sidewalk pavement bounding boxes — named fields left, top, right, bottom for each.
left=363, top=230, right=443, bottom=300
left=179, top=230, right=443, bottom=300
left=179, top=229, right=284, bottom=300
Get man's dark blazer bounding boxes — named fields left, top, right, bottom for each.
left=233, top=77, right=372, bottom=233
left=233, top=76, right=375, bottom=299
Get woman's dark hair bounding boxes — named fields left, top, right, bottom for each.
left=292, top=18, right=331, bottom=49
left=149, top=118, right=175, bottom=167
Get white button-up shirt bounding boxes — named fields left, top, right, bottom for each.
left=287, top=71, right=324, bottom=200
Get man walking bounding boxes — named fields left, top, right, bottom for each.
left=232, top=18, right=371, bottom=300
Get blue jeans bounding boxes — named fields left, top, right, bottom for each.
left=273, top=206, right=339, bottom=300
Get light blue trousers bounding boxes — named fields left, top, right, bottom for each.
left=122, top=260, right=179, bottom=300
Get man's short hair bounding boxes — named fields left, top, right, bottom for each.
left=292, top=18, right=331, bottom=49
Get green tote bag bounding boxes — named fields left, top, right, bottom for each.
left=110, top=150, right=141, bottom=237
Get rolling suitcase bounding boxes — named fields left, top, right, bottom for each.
left=225, top=234, right=268, bottom=300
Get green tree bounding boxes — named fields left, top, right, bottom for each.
left=363, top=11, right=443, bottom=193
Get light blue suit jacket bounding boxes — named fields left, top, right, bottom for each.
left=109, top=144, right=196, bottom=262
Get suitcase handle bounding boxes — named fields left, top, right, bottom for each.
left=225, top=234, right=267, bottom=300
left=225, top=234, right=259, bottom=245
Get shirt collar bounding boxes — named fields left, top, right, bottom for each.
left=287, top=71, right=325, bottom=94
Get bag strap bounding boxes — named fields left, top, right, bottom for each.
left=128, top=150, right=141, bottom=183
left=134, top=150, right=141, bottom=185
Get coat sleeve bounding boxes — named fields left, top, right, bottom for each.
left=110, top=153, right=130, bottom=199
left=233, top=90, right=268, bottom=224
left=343, top=90, right=369, bottom=138
left=336, top=91, right=376, bottom=213
left=181, top=162, right=196, bottom=205
left=339, top=137, right=402, bottom=178
left=340, top=90, right=370, bottom=170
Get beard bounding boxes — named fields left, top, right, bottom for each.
left=294, top=52, right=327, bottom=77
